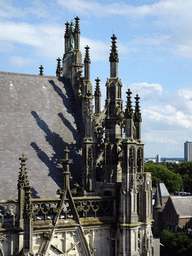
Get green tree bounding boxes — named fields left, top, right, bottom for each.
left=160, top=230, right=192, bottom=256
left=144, top=163, right=182, bottom=193
left=165, top=161, right=192, bottom=192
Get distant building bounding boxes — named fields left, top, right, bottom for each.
left=153, top=183, right=170, bottom=236
left=162, top=196, right=192, bottom=232
left=164, top=160, right=179, bottom=164
left=156, top=154, right=161, bottom=163
left=184, top=141, right=192, bottom=161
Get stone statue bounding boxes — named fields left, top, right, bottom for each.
left=69, top=21, right=75, bottom=52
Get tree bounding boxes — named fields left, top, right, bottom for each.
left=160, top=230, right=192, bottom=256
left=165, top=161, right=192, bottom=192
left=144, top=162, right=182, bottom=193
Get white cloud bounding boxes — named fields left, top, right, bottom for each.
left=144, top=132, right=177, bottom=144
left=0, top=0, right=49, bottom=19
left=143, top=103, right=192, bottom=129
left=124, top=82, right=163, bottom=100
left=8, top=56, right=34, bottom=68
left=57, top=0, right=192, bottom=20
left=58, top=0, right=192, bottom=58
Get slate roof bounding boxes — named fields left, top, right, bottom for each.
left=0, top=72, right=84, bottom=200
left=159, top=183, right=169, bottom=197
left=171, top=196, right=192, bottom=218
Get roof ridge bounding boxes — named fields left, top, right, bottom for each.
left=0, top=71, right=56, bottom=78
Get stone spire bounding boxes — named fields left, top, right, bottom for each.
left=60, top=147, right=73, bottom=191
left=84, top=45, right=91, bottom=80
left=134, top=94, right=142, bottom=140
left=134, top=94, right=142, bottom=121
left=74, top=16, right=80, bottom=50
left=18, top=154, right=29, bottom=189
left=39, top=65, right=44, bottom=76
left=56, top=57, right=62, bottom=78
left=94, top=77, right=101, bottom=115
left=124, top=89, right=134, bottom=139
left=64, top=21, right=70, bottom=53
left=125, top=89, right=133, bottom=118
left=154, top=184, right=162, bottom=209
left=109, top=34, right=119, bottom=78
left=75, top=16, right=80, bottom=32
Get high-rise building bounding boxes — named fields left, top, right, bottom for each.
left=184, top=141, right=192, bottom=161
left=156, top=154, right=161, bottom=163
left=0, top=17, right=156, bottom=255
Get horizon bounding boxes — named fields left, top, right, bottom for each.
left=1, top=0, right=192, bottom=158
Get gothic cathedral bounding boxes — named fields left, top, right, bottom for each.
left=0, top=17, right=155, bottom=255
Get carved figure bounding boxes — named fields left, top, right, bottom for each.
left=68, top=21, right=75, bottom=52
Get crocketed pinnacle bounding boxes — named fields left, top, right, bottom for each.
left=109, top=34, right=119, bottom=63
left=65, top=22, right=70, bottom=38
left=84, top=45, right=91, bottom=63
left=154, top=184, right=162, bottom=209
left=18, top=154, right=30, bottom=189
left=134, top=94, right=142, bottom=122
left=94, top=77, right=101, bottom=96
left=75, top=16, right=80, bottom=33
left=125, top=89, right=133, bottom=118
left=56, top=57, right=62, bottom=77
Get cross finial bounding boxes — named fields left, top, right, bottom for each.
left=39, top=65, right=44, bottom=75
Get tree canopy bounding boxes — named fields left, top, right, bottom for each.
left=144, top=162, right=182, bottom=193
left=160, top=230, right=192, bottom=256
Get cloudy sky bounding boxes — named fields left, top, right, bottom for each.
left=1, top=0, right=192, bottom=158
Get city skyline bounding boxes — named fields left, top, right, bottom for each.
left=1, top=0, right=192, bottom=157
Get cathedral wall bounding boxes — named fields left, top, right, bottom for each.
left=32, top=226, right=111, bottom=256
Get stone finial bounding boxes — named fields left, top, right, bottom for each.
left=125, top=89, right=133, bottom=118
left=134, top=94, right=142, bottom=122
left=75, top=16, right=80, bottom=33
left=56, top=57, right=62, bottom=78
left=39, top=65, right=44, bottom=76
left=65, top=21, right=70, bottom=38
left=18, top=154, right=29, bottom=189
left=94, top=77, right=101, bottom=96
left=60, top=147, right=73, bottom=191
left=84, top=45, right=91, bottom=63
left=109, top=34, right=119, bottom=63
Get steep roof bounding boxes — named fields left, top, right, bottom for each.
left=171, top=196, right=192, bottom=218
left=0, top=72, right=84, bottom=200
left=159, top=183, right=169, bottom=198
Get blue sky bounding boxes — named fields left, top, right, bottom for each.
left=1, top=0, right=192, bottom=158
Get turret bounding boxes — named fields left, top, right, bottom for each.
left=64, top=22, right=70, bottom=54
left=124, top=89, right=134, bottom=139
left=74, top=16, right=80, bottom=50
left=134, top=94, right=142, bottom=140
left=109, top=34, right=119, bottom=78
left=94, top=77, right=101, bottom=115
